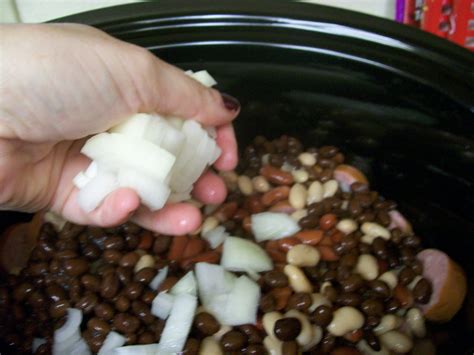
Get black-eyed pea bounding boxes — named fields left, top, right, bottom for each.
left=355, top=254, right=379, bottom=280
left=298, top=152, right=316, bottom=167
left=289, top=184, right=307, bottom=209
left=238, top=175, right=254, bottom=196
left=292, top=169, right=309, bottom=183
left=361, top=222, right=390, bottom=240
left=406, top=308, right=426, bottom=338
left=284, top=265, right=313, bottom=293
left=373, top=314, right=403, bottom=335
left=263, top=335, right=282, bottom=355
left=290, top=209, right=307, bottom=222
left=262, top=311, right=283, bottom=338
left=252, top=176, right=271, bottom=193
left=307, top=181, right=323, bottom=204
left=327, top=307, right=364, bottom=337
left=134, top=254, right=154, bottom=273
left=201, top=216, right=219, bottom=235
left=336, top=219, right=358, bottom=235
left=287, top=244, right=320, bottom=267
left=379, top=330, right=413, bottom=353
left=322, top=179, right=338, bottom=198
left=301, top=325, right=323, bottom=351
left=219, top=171, right=238, bottom=191
left=284, top=310, right=313, bottom=346
left=199, top=336, right=223, bottom=355
left=377, top=271, right=398, bottom=290
left=308, top=293, right=332, bottom=313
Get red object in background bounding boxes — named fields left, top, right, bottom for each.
left=448, top=0, right=474, bottom=49
left=421, top=0, right=452, bottom=38
left=402, top=0, right=474, bottom=50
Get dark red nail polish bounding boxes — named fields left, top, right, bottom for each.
left=221, top=93, right=240, bottom=112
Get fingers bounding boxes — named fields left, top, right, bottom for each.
left=214, top=123, right=238, bottom=171
left=192, top=170, right=227, bottom=205
left=131, top=203, right=201, bottom=236
left=61, top=187, right=141, bottom=227
left=136, top=53, right=240, bottom=126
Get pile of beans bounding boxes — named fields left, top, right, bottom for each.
left=0, top=135, right=435, bottom=354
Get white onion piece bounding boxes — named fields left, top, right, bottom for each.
left=167, top=116, right=185, bottom=130
left=151, top=292, right=175, bottom=319
left=170, top=271, right=197, bottom=296
left=187, top=70, right=218, bottom=87
left=70, top=339, right=91, bottom=355
left=205, top=126, right=217, bottom=139
left=158, top=122, right=185, bottom=157
left=138, top=115, right=168, bottom=146
left=81, top=133, right=175, bottom=182
left=158, top=293, right=197, bottom=353
left=251, top=212, right=301, bottom=242
left=76, top=170, right=119, bottom=213
left=221, top=237, right=273, bottom=273
left=32, top=338, right=46, bottom=352
left=73, top=171, right=91, bottom=189
left=117, top=169, right=170, bottom=211
left=202, top=226, right=228, bottom=249
left=170, top=120, right=208, bottom=192
left=205, top=293, right=230, bottom=324
left=168, top=188, right=193, bottom=203
left=112, top=344, right=159, bottom=355
left=109, top=113, right=150, bottom=138
left=195, top=262, right=236, bottom=305
left=54, top=308, right=82, bottom=344
left=224, top=275, right=260, bottom=325
left=84, top=161, right=99, bottom=178
left=149, top=266, right=168, bottom=290
left=98, top=331, right=126, bottom=355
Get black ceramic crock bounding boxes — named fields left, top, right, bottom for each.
left=2, top=1, right=474, bottom=353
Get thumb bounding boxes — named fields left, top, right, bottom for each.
left=133, top=51, right=240, bottom=126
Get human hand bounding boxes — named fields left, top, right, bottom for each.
left=0, top=23, right=239, bottom=235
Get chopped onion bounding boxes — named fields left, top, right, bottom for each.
left=170, top=271, right=197, bottom=296
left=112, top=344, right=159, bottom=355
left=149, top=266, right=168, bottom=290
left=151, top=292, right=174, bottom=319
left=158, top=293, right=197, bottom=353
left=53, top=308, right=91, bottom=355
left=98, top=331, right=126, bottom=355
left=117, top=169, right=170, bottom=211
left=202, top=226, right=228, bottom=249
left=195, top=262, right=236, bottom=305
left=109, top=113, right=150, bottom=138
left=54, top=308, right=82, bottom=344
left=81, top=133, right=175, bottom=182
left=76, top=170, right=119, bottom=213
left=221, top=236, right=273, bottom=273
left=70, top=339, right=91, bottom=355
left=186, top=70, right=218, bottom=87
left=75, top=69, right=222, bottom=213
left=251, top=212, right=301, bottom=242
left=224, top=276, right=260, bottom=325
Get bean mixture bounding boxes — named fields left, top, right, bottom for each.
left=0, top=135, right=437, bottom=354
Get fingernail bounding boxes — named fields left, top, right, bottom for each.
left=221, top=93, right=240, bottom=112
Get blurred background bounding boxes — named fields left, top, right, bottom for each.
left=1, top=0, right=473, bottom=50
